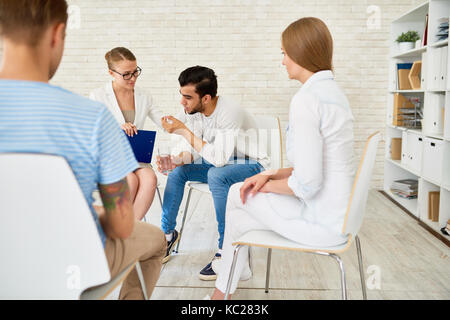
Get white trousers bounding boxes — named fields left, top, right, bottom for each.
left=215, top=182, right=348, bottom=294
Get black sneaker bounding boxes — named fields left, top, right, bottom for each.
left=198, top=253, right=221, bottom=281
left=162, top=230, right=179, bottom=264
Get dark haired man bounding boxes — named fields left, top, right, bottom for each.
left=157, top=66, right=269, bottom=281
left=0, top=0, right=166, bottom=299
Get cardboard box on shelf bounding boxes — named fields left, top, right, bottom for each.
left=398, top=63, right=413, bottom=90
left=442, top=107, right=445, bottom=127
left=408, top=61, right=422, bottom=90
left=428, top=191, right=440, bottom=222
left=390, top=138, right=402, bottom=160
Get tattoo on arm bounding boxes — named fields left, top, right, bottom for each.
left=98, top=178, right=131, bottom=217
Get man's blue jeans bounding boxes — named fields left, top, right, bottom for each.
left=161, top=158, right=264, bottom=249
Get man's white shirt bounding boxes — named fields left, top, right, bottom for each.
left=170, top=96, right=270, bottom=168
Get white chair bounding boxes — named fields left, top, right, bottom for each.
left=0, top=153, right=148, bottom=300
left=174, top=115, right=283, bottom=253
left=224, top=132, right=382, bottom=300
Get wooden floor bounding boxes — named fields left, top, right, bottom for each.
left=108, top=185, right=450, bottom=300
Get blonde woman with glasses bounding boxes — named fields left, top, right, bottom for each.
left=209, top=17, right=355, bottom=300
left=90, top=47, right=163, bottom=221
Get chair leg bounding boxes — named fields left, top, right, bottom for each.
left=355, top=235, right=368, bottom=300
left=156, top=186, right=163, bottom=209
left=175, top=186, right=193, bottom=253
left=135, top=262, right=149, bottom=300
left=224, top=245, right=244, bottom=300
left=248, top=246, right=252, bottom=273
left=265, top=248, right=272, bottom=293
left=329, top=254, right=347, bottom=300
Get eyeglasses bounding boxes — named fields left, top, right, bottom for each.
left=110, top=66, right=142, bottom=80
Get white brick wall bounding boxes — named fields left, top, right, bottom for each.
left=0, top=0, right=426, bottom=188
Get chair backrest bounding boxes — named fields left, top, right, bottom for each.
left=0, top=153, right=110, bottom=299
left=241, top=111, right=283, bottom=170
left=342, top=132, right=381, bottom=237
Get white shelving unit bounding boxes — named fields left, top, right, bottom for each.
left=385, top=0, right=450, bottom=243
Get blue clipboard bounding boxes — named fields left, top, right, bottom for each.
left=126, top=130, right=156, bottom=164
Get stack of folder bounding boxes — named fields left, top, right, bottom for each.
left=390, top=179, right=418, bottom=199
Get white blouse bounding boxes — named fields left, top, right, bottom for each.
left=286, top=70, right=355, bottom=234
left=89, top=81, right=163, bottom=130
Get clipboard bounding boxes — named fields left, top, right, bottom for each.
left=126, top=130, right=156, bottom=164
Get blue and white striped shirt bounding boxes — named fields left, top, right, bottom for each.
left=0, top=80, right=139, bottom=247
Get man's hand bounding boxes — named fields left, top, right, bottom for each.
left=156, top=154, right=184, bottom=175
left=161, top=116, right=188, bottom=135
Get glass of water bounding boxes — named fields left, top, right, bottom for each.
left=158, top=146, right=173, bottom=175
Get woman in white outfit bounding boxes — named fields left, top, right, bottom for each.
left=90, top=47, right=163, bottom=221
left=211, top=17, right=355, bottom=299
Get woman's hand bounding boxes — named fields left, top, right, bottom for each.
left=240, top=173, right=270, bottom=204
left=259, top=179, right=295, bottom=196
left=121, top=122, right=138, bottom=137
left=259, top=180, right=273, bottom=193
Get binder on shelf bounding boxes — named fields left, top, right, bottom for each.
left=438, top=94, right=445, bottom=133
left=422, top=14, right=428, bottom=47
left=421, top=52, right=427, bottom=90
left=423, top=93, right=445, bottom=135
left=448, top=50, right=450, bottom=91
left=404, top=132, right=423, bottom=173
left=429, top=48, right=442, bottom=90
left=439, top=46, right=447, bottom=90
left=442, top=107, right=445, bottom=129
left=428, top=191, right=440, bottom=222
left=422, top=137, right=444, bottom=184
left=397, top=63, right=413, bottom=90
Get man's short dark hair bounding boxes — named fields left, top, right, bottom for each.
left=178, top=66, right=218, bottom=98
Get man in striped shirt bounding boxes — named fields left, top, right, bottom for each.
left=0, top=0, right=166, bottom=300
